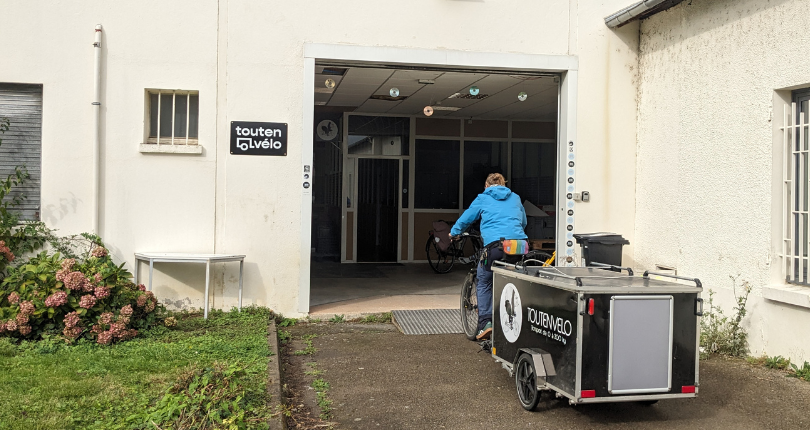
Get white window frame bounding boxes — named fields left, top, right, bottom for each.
left=779, top=89, right=810, bottom=285
left=140, top=89, right=202, bottom=154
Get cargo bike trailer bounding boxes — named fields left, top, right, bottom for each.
left=488, top=263, right=703, bottom=410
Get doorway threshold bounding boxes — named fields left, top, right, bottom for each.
left=309, top=293, right=458, bottom=319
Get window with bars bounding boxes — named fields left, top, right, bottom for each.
left=145, top=90, right=199, bottom=145
left=782, top=88, right=810, bottom=285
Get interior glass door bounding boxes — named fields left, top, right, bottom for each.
left=356, top=158, right=400, bottom=262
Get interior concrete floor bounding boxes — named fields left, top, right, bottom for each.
left=309, top=262, right=468, bottom=316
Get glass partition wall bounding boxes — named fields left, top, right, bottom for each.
left=341, top=113, right=556, bottom=262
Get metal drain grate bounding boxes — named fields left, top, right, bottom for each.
left=392, top=309, right=462, bottom=335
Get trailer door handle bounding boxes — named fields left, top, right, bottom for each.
left=695, top=298, right=704, bottom=316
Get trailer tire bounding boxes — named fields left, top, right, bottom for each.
left=515, top=353, right=541, bottom=411
left=460, top=272, right=479, bottom=340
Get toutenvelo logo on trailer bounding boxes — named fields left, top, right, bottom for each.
left=500, top=283, right=522, bottom=343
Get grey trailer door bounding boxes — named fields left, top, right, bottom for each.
left=608, top=295, right=674, bottom=394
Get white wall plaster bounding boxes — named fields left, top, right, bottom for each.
left=636, top=0, right=810, bottom=362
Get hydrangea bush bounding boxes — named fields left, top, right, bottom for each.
left=0, top=245, right=163, bottom=344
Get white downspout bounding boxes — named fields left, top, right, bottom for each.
left=92, top=24, right=102, bottom=234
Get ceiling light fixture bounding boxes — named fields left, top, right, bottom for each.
left=469, top=86, right=480, bottom=96
left=423, top=106, right=434, bottom=116
left=325, top=79, right=336, bottom=89
left=518, top=92, right=528, bottom=102
left=369, top=94, right=408, bottom=101
left=389, top=87, right=400, bottom=97
left=448, top=93, right=489, bottom=100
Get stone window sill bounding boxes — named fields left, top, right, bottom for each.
left=139, top=143, right=203, bottom=155
left=763, top=284, right=810, bottom=309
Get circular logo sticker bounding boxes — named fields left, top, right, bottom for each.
left=500, top=283, right=522, bottom=343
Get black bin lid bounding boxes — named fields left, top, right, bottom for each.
left=573, top=232, right=630, bottom=245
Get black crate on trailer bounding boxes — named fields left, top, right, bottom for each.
left=491, top=265, right=702, bottom=406
left=573, top=233, right=629, bottom=267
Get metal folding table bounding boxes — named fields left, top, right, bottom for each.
left=133, top=253, right=246, bottom=319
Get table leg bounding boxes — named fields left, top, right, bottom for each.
left=238, top=259, right=244, bottom=312
left=148, top=260, right=154, bottom=291
left=204, top=260, right=210, bottom=319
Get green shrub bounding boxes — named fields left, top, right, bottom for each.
left=789, top=361, right=810, bottom=381
left=0, top=244, right=164, bottom=344
left=700, top=278, right=751, bottom=358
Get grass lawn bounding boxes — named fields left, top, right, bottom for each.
left=0, top=307, right=274, bottom=430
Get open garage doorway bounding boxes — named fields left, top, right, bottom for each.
left=307, top=60, right=563, bottom=316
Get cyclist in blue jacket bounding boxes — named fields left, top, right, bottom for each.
left=450, top=173, right=527, bottom=340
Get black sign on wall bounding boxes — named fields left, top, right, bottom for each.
left=230, top=121, right=287, bottom=156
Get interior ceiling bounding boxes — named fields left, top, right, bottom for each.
left=314, top=65, right=559, bottom=121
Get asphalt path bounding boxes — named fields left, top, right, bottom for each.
left=290, top=323, right=810, bottom=429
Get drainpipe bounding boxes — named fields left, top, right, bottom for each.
left=92, top=24, right=102, bottom=234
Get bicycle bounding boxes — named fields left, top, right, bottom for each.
left=425, top=222, right=483, bottom=274
left=460, top=247, right=556, bottom=341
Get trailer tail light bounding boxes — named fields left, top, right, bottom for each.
left=587, top=298, right=594, bottom=315
left=681, top=385, right=696, bottom=393
left=581, top=390, right=596, bottom=398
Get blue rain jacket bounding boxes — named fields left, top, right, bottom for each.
left=450, top=185, right=528, bottom=246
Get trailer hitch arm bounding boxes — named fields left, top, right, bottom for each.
left=642, top=271, right=703, bottom=289
left=589, top=262, right=634, bottom=276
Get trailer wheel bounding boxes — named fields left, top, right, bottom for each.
left=515, top=354, right=541, bottom=411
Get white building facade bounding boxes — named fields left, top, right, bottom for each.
left=1, top=0, right=806, bottom=362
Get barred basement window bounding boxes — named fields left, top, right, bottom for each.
left=142, top=90, right=199, bottom=153
left=783, top=88, right=810, bottom=285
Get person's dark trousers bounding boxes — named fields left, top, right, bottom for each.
left=477, top=246, right=504, bottom=331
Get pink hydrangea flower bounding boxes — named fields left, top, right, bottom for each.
left=45, top=291, right=68, bottom=307
left=91, top=247, right=108, bottom=258
left=64, top=271, right=88, bottom=291
left=63, top=326, right=82, bottom=339
left=61, top=258, right=75, bottom=271
left=0, top=240, right=14, bottom=262
left=91, top=324, right=103, bottom=334
left=0, top=321, right=6, bottom=333
left=19, top=325, right=31, bottom=336
left=19, top=300, right=34, bottom=316
left=137, top=284, right=146, bottom=292
left=15, top=313, right=29, bottom=325
left=97, top=331, right=113, bottom=345
left=64, top=311, right=81, bottom=328
left=94, top=286, right=110, bottom=299
left=136, top=295, right=148, bottom=308
left=7, top=292, right=20, bottom=305
left=109, top=322, right=127, bottom=338
left=117, top=316, right=131, bottom=326
left=99, top=312, right=114, bottom=325
left=55, top=269, right=68, bottom=282
left=146, top=301, right=156, bottom=312
left=120, top=304, right=133, bottom=316
left=79, top=294, right=97, bottom=309
left=94, top=273, right=103, bottom=284
left=6, top=320, right=18, bottom=332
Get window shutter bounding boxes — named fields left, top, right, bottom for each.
left=0, top=83, right=42, bottom=221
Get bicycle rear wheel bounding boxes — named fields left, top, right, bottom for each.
left=426, top=236, right=456, bottom=274
left=460, top=271, right=478, bottom=340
